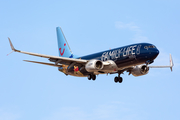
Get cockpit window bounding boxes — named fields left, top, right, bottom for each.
left=144, top=45, right=156, bottom=49
left=149, top=45, right=155, bottom=48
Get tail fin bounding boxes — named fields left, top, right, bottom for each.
left=56, top=27, right=73, bottom=58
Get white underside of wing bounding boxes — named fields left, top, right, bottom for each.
left=18, top=50, right=88, bottom=64
left=8, top=38, right=88, bottom=65
left=23, top=60, right=63, bottom=67
left=149, top=66, right=172, bottom=68
left=149, top=54, right=174, bottom=71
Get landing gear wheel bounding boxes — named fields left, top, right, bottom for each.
left=87, top=74, right=96, bottom=80
left=88, top=75, right=91, bottom=80
left=92, top=75, right=96, bottom=80
left=114, top=77, right=119, bottom=83
left=118, top=77, right=123, bottom=83
left=114, top=76, right=123, bottom=83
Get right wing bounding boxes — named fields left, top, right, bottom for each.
left=23, top=60, right=63, bottom=67
left=8, top=38, right=88, bottom=65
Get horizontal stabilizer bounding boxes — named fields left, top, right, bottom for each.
left=23, top=60, right=63, bottom=67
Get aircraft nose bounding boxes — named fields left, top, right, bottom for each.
left=156, top=49, right=159, bottom=55
left=153, top=48, right=159, bottom=58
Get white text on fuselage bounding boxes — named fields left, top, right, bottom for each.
left=101, top=45, right=137, bottom=61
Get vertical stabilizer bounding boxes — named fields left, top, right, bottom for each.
left=56, top=27, right=73, bottom=58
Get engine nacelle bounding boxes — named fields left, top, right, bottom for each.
left=131, top=65, right=149, bottom=77
left=85, top=59, right=104, bottom=72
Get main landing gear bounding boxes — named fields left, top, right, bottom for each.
left=88, top=74, right=96, bottom=80
left=114, top=73, right=123, bottom=83
left=87, top=73, right=123, bottom=83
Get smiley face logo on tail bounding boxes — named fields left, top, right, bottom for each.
left=59, top=43, right=66, bottom=56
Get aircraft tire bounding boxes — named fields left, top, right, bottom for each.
left=92, top=75, right=96, bottom=80
left=118, top=77, right=123, bottom=83
left=114, top=77, right=119, bottom=83
left=88, top=75, right=91, bottom=80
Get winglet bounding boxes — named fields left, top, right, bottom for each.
left=7, top=38, right=20, bottom=56
left=8, top=38, right=20, bottom=52
left=170, top=54, right=174, bottom=71
left=8, top=37, right=16, bottom=50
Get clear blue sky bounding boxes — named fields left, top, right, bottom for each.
left=0, top=0, right=180, bottom=120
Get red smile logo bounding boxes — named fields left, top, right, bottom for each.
left=59, top=43, right=66, bottom=56
left=74, top=66, right=79, bottom=72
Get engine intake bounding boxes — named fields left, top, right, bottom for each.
left=131, top=65, right=149, bottom=77
left=85, top=60, right=103, bottom=72
left=95, top=61, right=103, bottom=69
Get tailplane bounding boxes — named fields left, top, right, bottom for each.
left=56, top=27, right=73, bottom=58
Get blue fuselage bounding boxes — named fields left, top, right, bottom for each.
left=60, top=43, right=159, bottom=76
left=80, top=43, right=159, bottom=66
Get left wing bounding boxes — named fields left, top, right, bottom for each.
left=111, top=54, right=174, bottom=76
left=8, top=38, right=88, bottom=65
left=149, top=54, right=174, bottom=71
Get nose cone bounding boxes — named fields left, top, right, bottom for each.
left=152, top=48, right=159, bottom=59
left=156, top=49, right=159, bottom=55
left=155, top=48, right=159, bottom=56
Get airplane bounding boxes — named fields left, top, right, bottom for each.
left=8, top=27, right=174, bottom=83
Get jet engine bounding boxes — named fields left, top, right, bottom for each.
left=85, top=60, right=103, bottom=72
left=131, top=65, right=149, bottom=77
